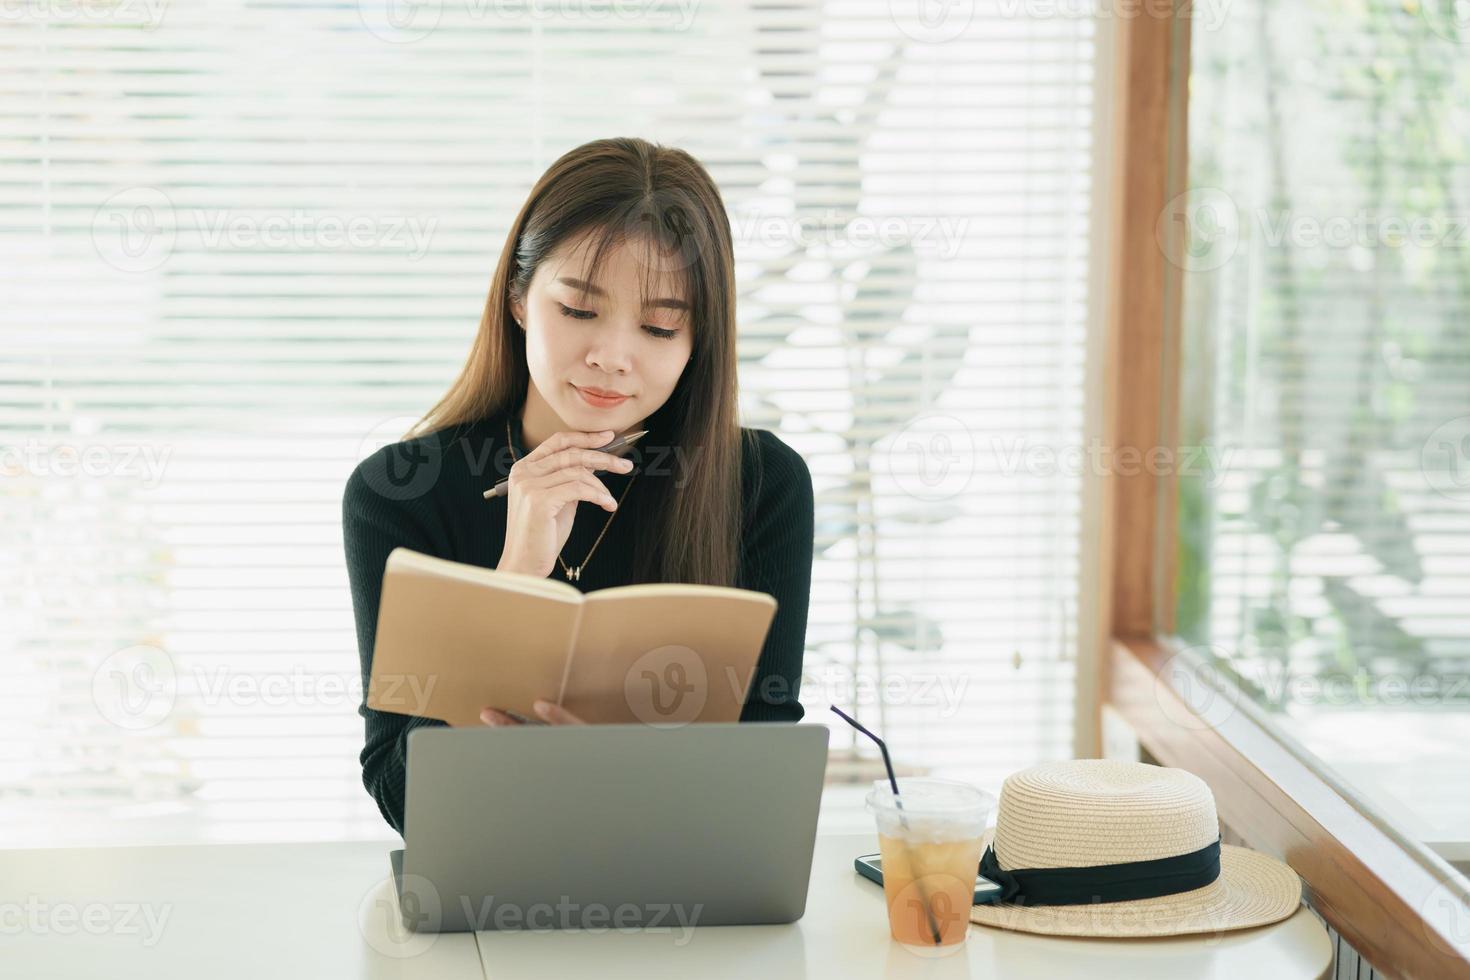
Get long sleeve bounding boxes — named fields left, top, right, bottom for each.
left=342, top=420, right=816, bottom=837
left=738, top=430, right=816, bottom=722
left=342, top=452, right=448, bottom=837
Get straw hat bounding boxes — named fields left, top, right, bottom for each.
left=967, top=759, right=1302, bottom=938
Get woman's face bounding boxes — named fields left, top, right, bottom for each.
left=511, top=230, right=695, bottom=440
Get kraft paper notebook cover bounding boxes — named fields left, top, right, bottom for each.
left=366, top=547, right=779, bottom=727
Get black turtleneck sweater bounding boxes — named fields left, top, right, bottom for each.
left=342, top=407, right=815, bottom=836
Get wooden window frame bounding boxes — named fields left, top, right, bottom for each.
left=1081, top=5, right=1470, bottom=979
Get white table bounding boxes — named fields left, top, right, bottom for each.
left=0, top=840, right=483, bottom=979
left=472, top=833, right=1332, bottom=979
left=0, top=832, right=1332, bottom=979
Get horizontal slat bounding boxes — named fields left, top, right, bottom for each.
left=2, top=0, right=1090, bottom=845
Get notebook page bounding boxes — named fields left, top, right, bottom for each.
left=366, top=547, right=583, bottom=726
left=557, top=586, right=778, bottom=725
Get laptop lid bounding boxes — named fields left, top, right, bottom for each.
left=398, top=722, right=830, bottom=933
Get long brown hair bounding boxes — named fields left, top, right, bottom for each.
left=405, top=137, right=749, bottom=587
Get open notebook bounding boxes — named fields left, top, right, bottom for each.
left=365, top=547, right=779, bottom=727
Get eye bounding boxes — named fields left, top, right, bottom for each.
left=558, top=303, right=681, bottom=341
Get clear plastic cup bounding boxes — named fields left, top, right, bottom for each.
left=865, top=777, right=995, bottom=955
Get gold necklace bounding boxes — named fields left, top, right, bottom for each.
left=505, top=418, right=637, bottom=582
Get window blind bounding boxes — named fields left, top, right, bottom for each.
left=1, top=2, right=1095, bottom=845
left=1171, top=0, right=1470, bottom=847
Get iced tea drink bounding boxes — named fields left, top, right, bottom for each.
left=866, top=778, right=994, bottom=953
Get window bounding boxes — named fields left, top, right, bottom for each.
left=3, top=3, right=1097, bottom=844
left=1171, top=0, right=1470, bottom=865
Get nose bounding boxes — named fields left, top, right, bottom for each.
left=585, top=325, right=634, bottom=376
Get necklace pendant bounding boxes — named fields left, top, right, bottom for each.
left=566, top=565, right=580, bottom=582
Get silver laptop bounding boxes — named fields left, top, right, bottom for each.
left=390, top=722, right=830, bottom=933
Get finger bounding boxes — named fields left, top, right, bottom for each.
left=479, top=707, right=520, bottom=726
left=528, top=448, right=632, bottom=479
left=533, top=465, right=618, bottom=493
left=512, top=463, right=617, bottom=512
left=500, top=709, right=542, bottom=725
left=524, top=429, right=613, bottom=464
left=511, top=461, right=614, bottom=505
left=534, top=699, right=587, bottom=725
left=541, top=473, right=619, bottom=514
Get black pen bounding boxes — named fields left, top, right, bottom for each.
left=482, top=429, right=648, bottom=500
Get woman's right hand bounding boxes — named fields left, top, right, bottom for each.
left=496, top=428, right=635, bottom=579
left=480, top=700, right=587, bottom=726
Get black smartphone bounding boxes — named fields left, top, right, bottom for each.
left=853, top=853, right=1004, bottom=905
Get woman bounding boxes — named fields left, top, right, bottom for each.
left=343, top=137, right=815, bottom=835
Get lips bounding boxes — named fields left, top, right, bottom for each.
left=574, top=384, right=630, bottom=408
left=577, top=385, right=628, bottom=398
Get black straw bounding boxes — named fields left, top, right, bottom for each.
left=829, top=704, right=944, bottom=946
left=830, top=704, right=900, bottom=796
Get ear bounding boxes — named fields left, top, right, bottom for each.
left=509, top=299, right=525, bottom=329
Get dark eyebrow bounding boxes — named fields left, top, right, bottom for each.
left=556, top=276, right=690, bottom=313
